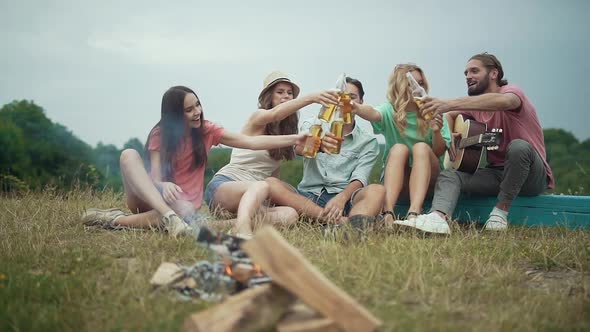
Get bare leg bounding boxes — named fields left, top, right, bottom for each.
left=212, top=180, right=270, bottom=237
left=408, top=143, right=441, bottom=214
left=383, top=144, right=410, bottom=212
left=200, top=206, right=298, bottom=235
left=256, top=206, right=299, bottom=228
left=349, top=184, right=385, bottom=216
left=115, top=210, right=161, bottom=229
left=265, top=177, right=324, bottom=218
left=114, top=149, right=176, bottom=229
left=235, top=181, right=270, bottom=236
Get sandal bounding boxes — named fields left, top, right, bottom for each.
left=406, top=212, right=419, bottom=221
left=381, top=210, right=395, bottom=219
left=378, top=210, right=396, bottom=227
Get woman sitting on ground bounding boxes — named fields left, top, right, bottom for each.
left=204, top=71, right=338, bottom=238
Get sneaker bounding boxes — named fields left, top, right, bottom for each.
left=162, top=214, right=192, bottom=237
left=414, top=212, right=451, bottom=234
left=483, top=213, right=508, bottom=231
left=393, top=212, right=418, bottom=228
left=81, top=208, right=127, bottom=229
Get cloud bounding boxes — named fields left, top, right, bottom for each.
left=87, top=27, right=278, bottom=65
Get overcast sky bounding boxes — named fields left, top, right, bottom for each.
left=1, top=0, right=588, bottom=148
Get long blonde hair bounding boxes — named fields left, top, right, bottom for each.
left=386, top=64, right=430, bottom=137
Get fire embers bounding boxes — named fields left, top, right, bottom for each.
left=150, top=227, right=272, bottom=302
left=224, top=260, right=271, bottom=288
left=196, top=227, right=272, bottom=292
left=175, top=261, right=237, bottom=301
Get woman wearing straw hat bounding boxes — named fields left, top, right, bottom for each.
left=204, top=71, right=339, bottom=238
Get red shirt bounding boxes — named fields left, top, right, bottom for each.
left=463, top=85, right=554, bottom=189
left=147, top=121, right=224, bottom=208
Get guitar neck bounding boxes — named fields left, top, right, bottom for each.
left=458, top=135, right=481, bottom=148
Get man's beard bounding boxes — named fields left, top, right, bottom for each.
left=467, top=72, right=490, bottom=96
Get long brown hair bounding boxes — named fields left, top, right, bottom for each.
left=144, top=86, right=207, bottom=181
left=387, top=64, right=430, bottom=137
left=258, top=84, right=298, bottom=161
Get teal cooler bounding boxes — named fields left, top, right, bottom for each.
left=396, top=195, right=590, bottom=229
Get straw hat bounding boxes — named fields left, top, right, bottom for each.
left=257, top=70, right=300, bottom=104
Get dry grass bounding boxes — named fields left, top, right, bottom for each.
left=1, top=189, right=589, bottom=331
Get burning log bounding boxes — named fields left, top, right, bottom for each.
left=225, top=263, right=256, bottom=283
left=149, top=228, right=274, bottom=302
left=182, top=283, right=295, bottom=332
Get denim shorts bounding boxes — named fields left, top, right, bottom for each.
left=203, top=175, right=235, bottom=210
left=297, top=188, right=362, bottom=216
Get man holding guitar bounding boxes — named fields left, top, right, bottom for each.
left=413, top=53, right=554, bottom=233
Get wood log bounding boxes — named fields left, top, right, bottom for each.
left=182, top=283, right=295, bottom=332
left=242, top=227, right=382, bottom=332
left=281, top=302, right=321, bottom=321
left=149, top=262, right=183, bottom=287
left=150, top=262, right=196, bottom=289
left=229, top=263, right=257, bottom=284
left=277, top=317, right=339, bottom=332
left=277, top=303, right=340, bottom=332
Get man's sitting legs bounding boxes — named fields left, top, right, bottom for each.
left=485, top=139, right=548, bottom=230
left=349, top=184, right=385, bottom=217
left=265, top=177, right=324, bottom=219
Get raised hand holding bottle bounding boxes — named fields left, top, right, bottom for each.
left=302, top=119, right=323, bottom=158
left=318, top=73, right=347, bottom=123
left=406, top=72, right=432, bottom=120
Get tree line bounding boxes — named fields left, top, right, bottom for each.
left=1, top=100, right=588, bottom=195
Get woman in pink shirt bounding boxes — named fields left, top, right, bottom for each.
left=82, top=86, right=306, bottom=237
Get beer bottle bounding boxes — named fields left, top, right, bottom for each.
left=405, top=72, right=432, bottom=120
left=340, top=92, right=353, bottom=124
left=328, top=108, right=344, bottom=154
left=318, top=73, right=347, bottom=123
left=302, top=120, right=323, bottom=158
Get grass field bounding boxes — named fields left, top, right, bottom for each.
left=1, top=189, right=589, bottom=331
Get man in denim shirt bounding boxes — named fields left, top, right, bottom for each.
left=266, top=77, right=385, bottom=224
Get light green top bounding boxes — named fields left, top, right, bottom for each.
left=298, top=119, right=379, bottom=195
left=371, top=102, right=451, bottom=168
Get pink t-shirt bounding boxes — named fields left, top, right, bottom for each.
left=463, top=85, right=554, bottom=189
left=147, top=121, right=224, bottom=208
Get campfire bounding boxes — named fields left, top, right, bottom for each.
left=195, top=227, right=272, bottom=291
left=150, top=227, right=272, bottom=300
left=150, top=227, right=382, bottom=332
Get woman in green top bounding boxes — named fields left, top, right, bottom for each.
left=353, top=64, right=451, bottom=224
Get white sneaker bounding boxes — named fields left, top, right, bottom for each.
left=393, top=219, right=416, bottom=228
left=483, top=213, right=508, bottom=231
left=414, top=212, right=451, bottom=234
left=162, top=214, right=192, bottom=237
left=393, top=214, right=417, bottom=228
left=81, top=208, right=128, bottom=229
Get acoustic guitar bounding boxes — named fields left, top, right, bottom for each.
left=443, top=114, right=503, bottom=173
